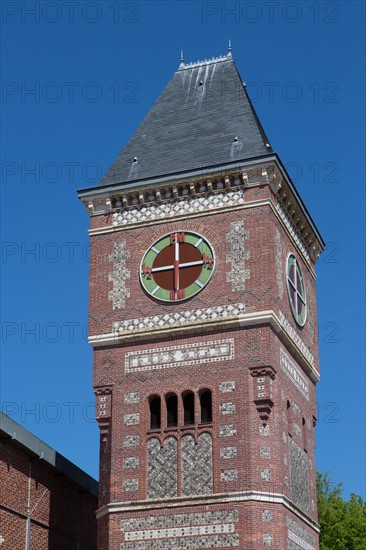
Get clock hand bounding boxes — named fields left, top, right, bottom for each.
left=174, top=233, right=179, bottom=291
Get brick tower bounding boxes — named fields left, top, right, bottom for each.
left=78, top=51, right=324, bottom=549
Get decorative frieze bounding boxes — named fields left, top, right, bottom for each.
left=221, top=469, right=238, bottom=482
left=120, top=510, right=240, bottom=549
left=125, top=338, right=234, bottom=374
left=124, top=413, right=139, bottom=426
left=147, top=437, right=177, bottom=499
left=226, top=221, right=250, bottom=291
left=279, top=314, right=315, bottom=370
left=123, top=457, right=139, bottom=470
left=220, top=381, right=235, bottom=393
left=124, top=392, right=140, bottom=404
left=220, top=425, right=237, bottom=438
left=112, top=188, right=245, bottom=229
left=280, top=349, right=310, bottom=401
left=182, top=433, right=213, bottom=496
left=220, top=447, right=237, bottom=459
left=286, top=516, right=316, bottom=550
left=120, top=534, right=240, bottom=549
left=123, top=479, right=138, bottom=492
left=121, top=510, right=239, bottom=531
left=114, top=303, right=245, bottom=337
left=125, top=523, right=236, bottom=541
left=289, top=439, right=310, bottom=514
left=123, top=435, right=139, bottom=447
left=108, top=241, right=130, bottom=309
left=220, top=402, right=236, bottom=415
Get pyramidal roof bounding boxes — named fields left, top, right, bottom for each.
left=99, top=52, right=273, bottom=187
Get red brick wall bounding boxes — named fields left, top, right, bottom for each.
left=89, top=186, right=320, bottom=549
left=0, top=441, right=97, bottom=549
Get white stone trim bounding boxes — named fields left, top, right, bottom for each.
left=288, top=530, right=316, bottom=550
left=96, top=490, right=320, bottom=533
left=125, top=523, right=235, bottom=541
left=88, top=309, right=319, bottom=382
left=125, top=339, right=234, bottom=373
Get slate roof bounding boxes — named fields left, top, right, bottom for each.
left=99, top=54, right=273, bottom=187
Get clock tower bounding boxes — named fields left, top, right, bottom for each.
left=78, top=51, right=324, bottom=549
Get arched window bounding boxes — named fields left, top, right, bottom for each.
left=149, top=396, right=161, bottom=429
left=183, top=392, right=195, bottom=426
left=166, top=394, right=178, bottom=427
left=199, top=390, right=212, bottom=424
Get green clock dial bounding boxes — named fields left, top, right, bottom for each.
left=140, top=231, right=215, bottom=302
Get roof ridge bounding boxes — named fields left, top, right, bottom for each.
left=178, top=53, right=232, bottom=71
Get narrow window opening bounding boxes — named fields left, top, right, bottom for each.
left=149, top=396, right=161, bottom=429
left=200, top=390, right=212, bottom=424
left=183, top=392, right=195, bottom=426
left=166, top=394, right=178, bottom=427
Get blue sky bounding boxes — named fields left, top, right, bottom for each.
left=1, top=1, right=365, bottom=499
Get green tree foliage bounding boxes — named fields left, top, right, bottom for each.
left=317, top=471, right=366, bottom=549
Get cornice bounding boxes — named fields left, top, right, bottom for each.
left=88, top=308, right=319, bottom=383
left=95, top=489, right=320, bottom=533
left=79, top=160, right=323, bottom=263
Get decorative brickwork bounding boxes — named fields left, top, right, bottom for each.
left=221, top=469, right=238, bottom=482
left=306, top=279, right=315, bottom=344
left=124, top=413, right=139, bottom=426
left=275, top=228, right=284, bottom=299
left=125, top=339, right=234, bottom=373
left=108, top=241, right=130, bottom=309
left=279, top=314, right=315, bottom=369
left=261, top=468, right=272, bottom=482
left=219, top=381, right=235, bottom=393
left=147, top=437, right=178, bottom=499
left=123, top=457, right=139, bottom=469
left=280, top=349, right=310, bottom=400
left=275, top=202, right=310, bottom=263
left=226, top=221, right=250, bottom=291
left=112, top=189, right=245, bottom=228
left=220, top=425, right=237, bottom=437
left=124, top=392, right=140, bottom=404
left=181, top=433, right=213, bottom=496
left=123, top=435, right=139, bottom=447
left=289, top=439, right=310, bottom=514
left=120, top=510, right=240, bottom=549
left=114, top=303, right=245, bottom=336
left=220, top=447, right=237, bottom=459
left=287, top=516, right=317, bottom=550
left=123, top=479, right=139, bottom=492
left=260, top=447, right=270, bottom=459
left=220, top=402, right=236, bottom=415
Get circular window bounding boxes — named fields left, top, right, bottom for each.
left=286, top=254, right=307, bottom=326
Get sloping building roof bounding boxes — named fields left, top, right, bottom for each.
left=0, top=411, right=98, bottom=497
left=99, top=53, right=273, bottom=187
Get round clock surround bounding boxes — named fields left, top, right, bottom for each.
left=286, top=253, right=307, bottom=326
left=140, top=231, right=215, bottom=302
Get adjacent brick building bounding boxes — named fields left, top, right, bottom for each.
left=78, top=50, right=325, bottom=549
left=0, top=412, right=98, bottom=549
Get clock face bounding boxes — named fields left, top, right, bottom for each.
left=140, top=231, right=215, bottom=302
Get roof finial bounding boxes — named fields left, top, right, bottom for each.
left=228, top=39, right=232, bottom=56
left=180, top=49, right=184, bottom=67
